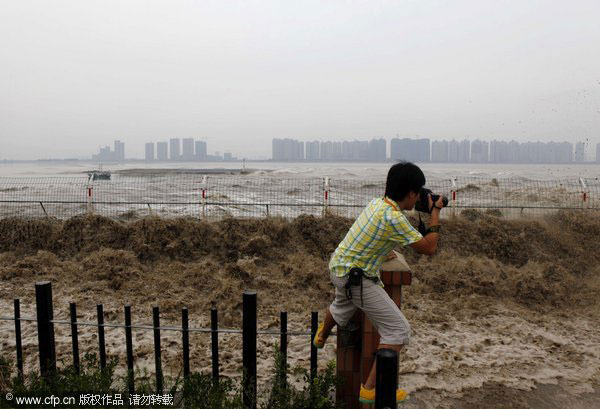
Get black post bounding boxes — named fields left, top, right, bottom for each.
left=211, top=305, right=219, bottom=381
left=153, top=306, right=163, bottom=394
left=35, top=281, right=56, bottom=376
left=310, top=311, right=318, bottom=380
left=70, top=302, right=80, bottom=374
left=96, top=304, right=106, bottom=370
left=242, top=290, right=257, bottom=409
left=182, top=308, right=190, bottom=379
left=124, top=305, right=135, bottom=395
left=279, top=311, right=287, bottom=387
left=14, top=299, right=23, bottom=381
left=374, top=349, right=398, bottom=409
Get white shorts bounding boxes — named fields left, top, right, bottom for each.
left=328, top=270, right=411, bottom=345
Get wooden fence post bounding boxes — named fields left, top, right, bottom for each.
left=35, top=281, right=56, bottom=377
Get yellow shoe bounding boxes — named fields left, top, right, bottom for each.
left=358, top=384, right=408, bottom=405
left=312, top=323, right=326, bottom=349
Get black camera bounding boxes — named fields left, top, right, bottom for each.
left=414, top=187, right=448, bottom=213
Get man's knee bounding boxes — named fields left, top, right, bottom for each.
left=380, top=318, right=411, bottom=345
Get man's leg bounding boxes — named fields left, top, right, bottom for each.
left=320, top=306, right=337, bottom=340
left=363, top=344, right=403, bottom=390
left=355, top=280, right=411, bottom=393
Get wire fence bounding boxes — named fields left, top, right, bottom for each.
left=0, top=282, right=323, bottom=407
left=0, top=175, right=598, bottom=220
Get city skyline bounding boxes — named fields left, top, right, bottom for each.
left=92, top=138, right=240, bottom=162
left=85, top=136, right=600, bottom=163
left=272, top=137, right=600, bottom=163
left=2, top=2, right=600, bottom=161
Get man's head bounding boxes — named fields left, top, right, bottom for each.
left=384, top=162, right=426, bottom=210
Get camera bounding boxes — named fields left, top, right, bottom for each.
left=414, top=187, right=448, bottom=213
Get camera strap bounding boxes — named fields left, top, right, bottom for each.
left=345, top=267, right=379, bottom=307
left=418, top=212, right=427, bottom=236
left=384, top=197, right=399, bottom=211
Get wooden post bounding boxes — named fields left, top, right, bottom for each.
left=336, top=252, right=412, bottom=409
left=242, top=290, right=257, bottom=409
left=35, top=281, right=56, bottom=377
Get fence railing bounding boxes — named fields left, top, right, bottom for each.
left=0, top=175, right=598, bottom=219
left=1, top=282, right=326, bottom=407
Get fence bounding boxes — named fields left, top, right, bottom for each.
left=0, top=282, right=324, bottom=409
left=0, top=174, right=599, bottom=220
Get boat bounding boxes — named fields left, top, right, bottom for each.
left=87, top=170, right=111, bottom=180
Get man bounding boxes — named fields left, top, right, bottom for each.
left=313, top=161, right=443, bottom=405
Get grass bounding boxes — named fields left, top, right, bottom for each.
left=0, top=346, right=345, bottom=409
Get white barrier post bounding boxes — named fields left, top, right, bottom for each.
left=451, top=177, right=457, bottom=217
left=86, top=176, right=94, bottom=215
left=579, top=178, right=588, bottom=209
left=323, top=177, right=330, bottom=216
left=201, top=176, right=208, bottom=218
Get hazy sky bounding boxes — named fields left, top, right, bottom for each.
left=1, top=0, right=599, bottom=160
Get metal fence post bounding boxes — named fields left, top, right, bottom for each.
left=70, top=302, right=80, bottom=374
left=97, top=304, right=106, bottom=370
left=35, top=281, right=56, bottom=377
left=211, top=304, right=219, bottom=381
left=153, top=306, right=163, bottom=394
left=14, top=299, right=24, bottom=381
left=374, top=349, right=398, bottom=409
left=243, top=290, right=257, bottom=409
left=182, top=307, right=190, bottom=379
left=124, top=305, right=135, bottom=395
left=280, top=311, right=287, bottom=387
left=310, top=311, right=318, bottom=381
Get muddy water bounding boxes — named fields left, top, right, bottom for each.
left=0, top=210, right=598, bottom=405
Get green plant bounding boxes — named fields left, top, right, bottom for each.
left=264, top=346, right=345, bottom=409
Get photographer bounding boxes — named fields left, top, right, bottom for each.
left=312, top=161, right=443, bottom=404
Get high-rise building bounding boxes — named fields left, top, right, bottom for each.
left=92, top=140, right=124, bottom=161
left=169, top=138, right=180, bottom=161
left=332, top=141, right=342, bottom=160
left=368, top=138, right=386, bottom=160
left=320, top=141, right=332, bottom=160
left=114, top=140, right=125, bottom=161
left=182, top=138, right=195, bottom=161
left=390, top=138, right=430, bottom=162
left=459, top=140, right=470, bottom=163
left=431, top=140, right=449, bottom=162
left=306, top=141, right=320, bottom=160
left=471, top=140, right=489, bottom=163
left=145, top=143, right=155, bottom=161
left=490, top=140, right=510, bottom=163
left=91, top=146, right=114, bottom=161
left=195, top=141, right=207, bottom=160
left=508, top=140, right=520, bottom=163
left=272, top=138, right=304, bottom=160
left=448, top=140, right=459, bottom=162
left=575, top=142, right=585, bottom=162
left=157, top=142, right=168, bottom=161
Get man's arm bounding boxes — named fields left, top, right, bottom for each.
left=410, top=195, right=442, bottom=256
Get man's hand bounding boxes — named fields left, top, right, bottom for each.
left=428, top=193, right=444, bottom=212
left=385, top=251, right=397, bottom=261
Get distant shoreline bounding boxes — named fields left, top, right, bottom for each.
left=2, top=158, right=599, bottom=165
left=114, top=168, right=263, bottom=176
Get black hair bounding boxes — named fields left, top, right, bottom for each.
left=384, top=162, right=426, bottom=201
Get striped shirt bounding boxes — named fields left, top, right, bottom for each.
left=329, top=197, right=423, bottom=280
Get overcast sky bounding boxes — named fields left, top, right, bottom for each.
left=1, top=0, right=599, bottom=160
